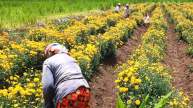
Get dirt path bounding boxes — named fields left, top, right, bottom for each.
left=164, top=18, right=193, bottom=101
left=89, top=25, right=148, bottom=108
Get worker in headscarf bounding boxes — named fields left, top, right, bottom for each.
left=42, top=43, right=90, bottom=108
left=123, top=4, right=131, bottom=18
left=114, top=3, right=121, bottom=13
left=143, top=13, right=150, bottom=27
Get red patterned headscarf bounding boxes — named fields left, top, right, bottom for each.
left=45, top=43, right=68, bottom=57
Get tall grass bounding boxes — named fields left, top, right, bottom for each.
left=0, top=0, right=192, bottom=29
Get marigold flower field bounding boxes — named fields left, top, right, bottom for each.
left=0, top=2, right=193, bottom=108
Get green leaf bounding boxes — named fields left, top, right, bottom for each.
left=139, top=94, right=150, bottom=108
left=154, top=91, right=173, bottom=108
left=116, top=95, right=126, bottom=108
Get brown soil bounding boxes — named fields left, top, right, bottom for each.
left=89, top=25, right=148, bottom=108
left=164, top=19, right=193, bottom=101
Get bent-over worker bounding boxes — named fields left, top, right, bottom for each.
left=42, top=43, right=90, bottom=108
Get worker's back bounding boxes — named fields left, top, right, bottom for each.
left=43, top=53, right=89, bottom=102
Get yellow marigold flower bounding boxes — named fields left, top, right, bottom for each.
left=23, top=72, right=28, bottom=76
left=10, top=76, right=14, bottom=80
left=115, top=79, right=121, bottom=83
left=15, top=75, right=19, bottom=78
left=119, top=77, right=123, bottom=80
left=130, top=76, right=136, bottom=84
left=13, top=77, right=18, bottom=81
left=135, top=99, right=141, bottom=106
left=182, top=101, right=187, bottom=106
left=119, top=87, right=128, bottom=93
left=20, top=89, right=26, bottom=96
left=127, top=72, right=132, bottom=77
left=116, top=86, right=120, bottom=89
left=135, top=78, right=142, bottom=84
left=12, top=81, right=17, bottom=85
left=30, top=51, right=37, bottom=56
left=145, top=76, right=149, bottom=81
left=134, top=85, right=139, bottom=90
left=128, top=60, right=134, bottom=65
left=8, top=87, right=13, bottom=91
left=8, top=93, right=13, bottom=99
left=123, top=77, right=129, bottom=82
left=29, top=89, right=36, bottom=94
left=118, top=72, right=124, bottom=77
left=184, top=96, right=190, bottom=102
left=173, top=100, right=177, bottom=106
left=35, top=93, right=40, bottom=97
left=169, top=101, right=173, bottom=106
left=127, top=99, right=132, bottom=104
left=27, top=83, right=35, bottom=88
left=26, top=78, right=30, bottom=82
left=25, top=90, right=32, bottom=96
left=33, top=78, right=40, bottom=83
left=37, top=88, right=42, bottom=93
left=13, top=104, right=19, bottom=108
left=1, top=89, right=8, bottom=96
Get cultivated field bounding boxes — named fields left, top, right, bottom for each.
left=0, top=1, right=193, bottom=108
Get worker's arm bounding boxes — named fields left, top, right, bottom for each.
left=42, top=61, right=55, bottom=108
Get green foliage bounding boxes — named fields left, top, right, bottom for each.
left=139, top=94, right=150, bottom=108
left=154, top=92, right=172, bottom=108
left=138, top=65, right=172, bottom=107
left=187, top=63, right=193, bottom=73
left=116, top=95, right=127, bottom=108
left=187, top=46, right=193, bottom=57
left=100, top=41, right=117, bottom=60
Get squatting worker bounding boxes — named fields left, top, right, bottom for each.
left=124, top=4, right=131, bottom=18
left=42, top=43, right=90, bottom=108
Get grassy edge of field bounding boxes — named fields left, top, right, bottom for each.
left=31, top=9, right=106, bottom=26
left=1, top=0, right=192, bottom=30
left=0, top=0, right=191, bottom=30
left=8, top=9, right=103, bottom=30
left=0, top=0, right=115, bottom=30
left=1, top=9, right=108, bottom=30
